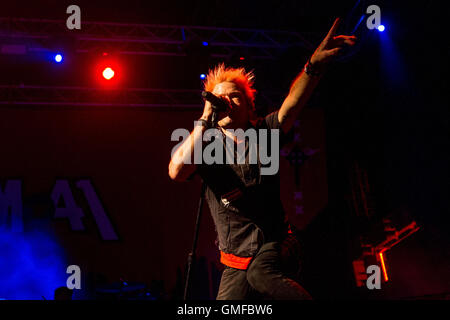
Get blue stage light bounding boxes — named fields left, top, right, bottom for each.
left=0, top=229, right=67, bottom=299
left=200, top=73, right=206, bottom=79
left=202, top=41, right=209, bottom=46
left=377, top=25, right=385, bottom=32
left=54, top=54, right=63, bottom=63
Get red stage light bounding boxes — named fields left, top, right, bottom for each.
left=93, top=54, right=124, bottom=87
left=102, top=67, right=115, bottom=80
left=379, top=251, right=388, bottom=282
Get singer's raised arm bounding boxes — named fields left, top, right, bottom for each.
left=277, top=18, right=356, bottom=133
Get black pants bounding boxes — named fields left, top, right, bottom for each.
left=216, top=240, right=312, bottom=300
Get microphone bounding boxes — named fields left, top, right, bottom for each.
left=201, top=91, right=229, bottom=112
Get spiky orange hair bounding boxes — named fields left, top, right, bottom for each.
left=203, top=63, right=257, bottom=110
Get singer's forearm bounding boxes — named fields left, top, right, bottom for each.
left=278, top=69, right=322, bottom=133
left=168, top=125, right=205, bottom=181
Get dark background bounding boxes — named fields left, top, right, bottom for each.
left=0, top=0, right=448, bottom=300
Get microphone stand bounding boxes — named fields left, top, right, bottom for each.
left=183, top=182, right=206, bottom=300
left=183, top=107, right=219, bottom=301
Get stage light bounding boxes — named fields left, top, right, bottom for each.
left=54, top=54, right=63, bottom=63
left=377, top=25, right=385, bottom=32
left=102, top=67, right=115, bottom=80
left=95, top=55, right=123, bottom=86
left=200, top=73, right=206, bottom=80
left=202, top=41, right=209, bottom=46
left=379, top=251, right=388, bottom=281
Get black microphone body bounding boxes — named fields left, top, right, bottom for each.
left=201, top=91, right=229, bottom=112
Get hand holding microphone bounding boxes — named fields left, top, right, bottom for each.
left=200, top=91, right=231, bottom=127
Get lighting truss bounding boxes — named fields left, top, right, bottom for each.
left=0, top=18, right=315, bottom=107
left=0, top=85, right=281, bottom=109
left=0, top=18, right=317, bottom=60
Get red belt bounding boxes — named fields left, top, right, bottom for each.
left=220, top=251, right=253, bottom=270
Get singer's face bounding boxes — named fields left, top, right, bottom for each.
left=212, top=81, right=249, bottom=128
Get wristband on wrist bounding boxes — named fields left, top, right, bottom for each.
left=304, top=59, right=323, bottom=77
left=196, top=118, right=211, bottom=129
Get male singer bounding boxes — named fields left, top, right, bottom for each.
left=169, top=18, right=356, bottom=299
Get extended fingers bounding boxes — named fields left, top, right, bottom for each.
left=326, top=18, right=341, bottom=39
left=333, top=35, right=357, bottom=46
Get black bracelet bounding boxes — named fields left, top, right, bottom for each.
left=304, top=59, right=323, bottom=77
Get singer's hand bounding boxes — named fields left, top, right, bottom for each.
left=310, top=18, right=357, bottom=67
left=200, top=96, right=231, bottom=123
left=200, top=100, right=214, bottom=122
